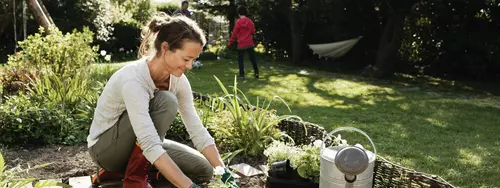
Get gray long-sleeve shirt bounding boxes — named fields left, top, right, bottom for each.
left=87, top=57, right=215, bottom=164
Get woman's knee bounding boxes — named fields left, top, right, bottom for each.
left=192, top=160, right=214, bottom=184
left=151, top=91, right=178, bottom=113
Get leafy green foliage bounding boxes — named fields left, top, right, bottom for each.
left=8, top=26, right=97, bottom=78
left=154, top=2, right=179, bottom=15
left=0, top=85, right=96, bottom=145
left=110, top=0, right=155, bottom=26
left=165, top=114, right=190, bottom=143
left=263, top=140, right=321, bottom=183
left=40, top=0, right=113, bottom=41
left=293, top=145, right=321, bottom=183
left=212, top=76, right=300, bottom=159
left=0, top=27, right=99, bottom=145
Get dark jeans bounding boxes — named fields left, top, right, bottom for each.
left=238, top=47, right=259, bottom=77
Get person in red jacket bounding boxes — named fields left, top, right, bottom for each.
left=228, top=5, right=259, bottom=79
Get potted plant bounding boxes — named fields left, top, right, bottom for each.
left=263, top=141, right=322, bottom=188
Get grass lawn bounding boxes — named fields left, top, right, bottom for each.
left=95, top=59, right=500, bottom=188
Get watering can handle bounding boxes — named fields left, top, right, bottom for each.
left=321, top=127, right=377, bottom=158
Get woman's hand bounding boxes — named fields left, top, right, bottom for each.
left=201, top=144, right=225, bottom=168
left=153, top=153, right=194, bottom=188
left=221, top=167, right=239, bottom=188
left=202, top=145, right=239, bottom=187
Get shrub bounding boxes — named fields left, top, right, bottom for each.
left=0, top=66, right=36, bottom=96
left=0, top=27, right=99, bottom=145
left=0, top=91, right=95, bottom=145
left=154, top=2, right=179, bottom=15
left=211, top=76, right=301, bottom=160
left=165, top=114, right=190, bottom=143
left=1, top=27, right=97, bottom=95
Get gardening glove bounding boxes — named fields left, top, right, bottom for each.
left=221, top=168, right=239, bottom=188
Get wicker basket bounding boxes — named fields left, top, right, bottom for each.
left=277, top=118, right=455, bottom=188
left=373, top=158, right=454, bottom=188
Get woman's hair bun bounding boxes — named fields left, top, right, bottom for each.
left=148, top=12, right=172, bottom=33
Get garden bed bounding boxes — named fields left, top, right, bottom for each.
left=1, top=144, right=266, bottom=187
left=1, top=117, right=455, bottom=188
left=1, top=92, right=454, bottom=188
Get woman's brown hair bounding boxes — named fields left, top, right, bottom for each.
left=138, top=12, right=206, bottom=57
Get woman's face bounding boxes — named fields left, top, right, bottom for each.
left=159, top=40, right=202, bottom=77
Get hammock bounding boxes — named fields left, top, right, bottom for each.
left=308, top=36, right=363, bottom=59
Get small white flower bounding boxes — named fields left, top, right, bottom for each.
left=334, top=134, right=348, bottom=146
left=339, top=139, right=348, bottom=146
left=313, top=140, right=323, bottom=147
left=214, top=166, right=225, bottom=175
left=104, top=54, right=111, bottom=61
left=119, top=47, right=125, bottom=52
left=298, top=70, right=309, bottom=75
left=100, top=50, right=107, bottom=56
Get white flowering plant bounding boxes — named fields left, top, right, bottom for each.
left=264, top=135, right=349, bottom=183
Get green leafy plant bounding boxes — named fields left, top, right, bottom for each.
left=2, top=26, right=97, bottom=96
left=0, top=152, right=69, bottom=188
left=165, top=114, right=190, bottom=143
left=0, top=26, right=100, bottom=145
left=7, top=26, right=97, bottom=78
left=0, top=93, right=91, bottom=145
left=207, top=166, right=232, bottom=188
left=292, top=145, right=321, bottom=183
left=264, top=140, right=321, bottom=183
left=213, top=76, right=301, bottom=160
left=264, top=137, right=348, bottom=183
left=27, top=68, right=95, bottom=114
left=195, top=95, right=226, bottom=127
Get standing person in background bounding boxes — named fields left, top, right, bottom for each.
left=173, top=1, right=192, bottom=18
left=228, top=5, right=259, bottom=79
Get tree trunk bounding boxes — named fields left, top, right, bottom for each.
left=38, top=0, right=54, bottom=25
left=25, top=0, right=53, bottom=34
left=289, top=10, right=303, bottom=65
left=227, top=0, right=236, bottom=35
left=364, top=0, right=415, bottom=78
left=368, top=12, right=405, bottom=78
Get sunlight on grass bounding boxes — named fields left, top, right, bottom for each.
left=398, top=103, right=410, bottom=110
left=458, top=148, right=483, bottom=166
left=425, top=118, right=448, bottom=128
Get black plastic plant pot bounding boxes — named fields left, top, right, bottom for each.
left=266, top=176, right=319, bottom=188
left=267, top=160, right=319, bottom=188
left=270, top=160, right=291, bottom=173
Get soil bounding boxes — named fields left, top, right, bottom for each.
left=1, top=144, right=267, bottom=187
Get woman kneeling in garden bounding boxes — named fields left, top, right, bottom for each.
left=86, top=12, right=238, bottom=188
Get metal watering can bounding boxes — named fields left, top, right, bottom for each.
left=319, top=127, right=377, bottom=188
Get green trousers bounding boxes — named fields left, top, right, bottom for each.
left=89, top=91, right=214, bottom=183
